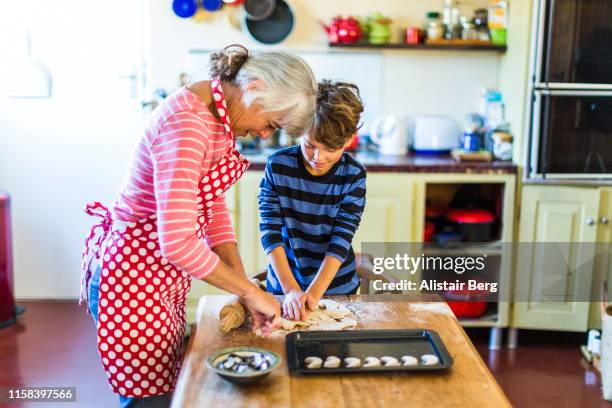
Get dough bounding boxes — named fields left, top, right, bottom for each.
left=381, top=356, right=400, bottom=367
left=305, top=356, right=322, bottom=369
left=401, top=355, right=418, bottom=366
left=281, top=318, right=309, bottom=331
left=323, top=356, right=341, bottom=368
left=420, top=354, right=440, bottom=365
left=219, top=297, right=357, bottom=335
left=317, top=299, right=351, bottom=319
left=309, top=316, right=357, bottom=331
left=344, top=357, right=361, bottom=368
left=363, top=357, right=381, bottom=367
left=218, top=297, right=247, bottom=333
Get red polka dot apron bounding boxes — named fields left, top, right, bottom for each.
left=80, top=78, right=249, bottom=398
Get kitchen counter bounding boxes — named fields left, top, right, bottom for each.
left=242, top=151, right=517, bottom=174
left=172, top=295, right=511, bottom=408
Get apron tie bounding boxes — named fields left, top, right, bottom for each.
left=79, top=202, right=113, bottom=306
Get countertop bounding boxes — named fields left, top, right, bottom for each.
left=241, top=150, right=518, bottom=174
left=171, top=295, right=511, bottom=408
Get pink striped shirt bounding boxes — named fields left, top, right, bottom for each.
left=112, top=87, right=236, bottom=278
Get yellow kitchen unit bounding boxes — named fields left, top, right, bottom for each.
left=512, top=185, right=607, bottom=332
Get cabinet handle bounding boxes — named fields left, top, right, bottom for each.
left=586, top=218, right=596, bottom=226
left=601, top=216, right=610, bottom=225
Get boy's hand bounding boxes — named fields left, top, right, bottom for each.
left=305, top=290, right=321, bottom=313
left=283, top=289, right=309, bottom=321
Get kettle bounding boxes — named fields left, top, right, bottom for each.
left=370, top=114, right=409, bottom=155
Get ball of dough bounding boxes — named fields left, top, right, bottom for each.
left=401, top=355, right=418, bottom=366
left=323, top=356, right=341, bottom=368
left=381, top=356, right=400, bottom=367
left=363, top=356, right=381, bottom=367
left=420, top=354, right=440, bottom=366
left=304, top=356, right=322, bottom=369
left=344, top=357, right=361, bottom=368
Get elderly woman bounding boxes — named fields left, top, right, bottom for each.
left=80, top=45, right=317, bottom=407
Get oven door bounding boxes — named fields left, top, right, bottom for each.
left=530, top=90, right=612, bottom=179
left=535, top=0, right=612, bottom=89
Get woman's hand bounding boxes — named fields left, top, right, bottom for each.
left=283, top=289, right=309, bottom=321
left=241, top=287, right=281, bottom=333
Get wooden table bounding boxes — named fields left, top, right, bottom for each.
left=172, top=295, right=510, bottom=408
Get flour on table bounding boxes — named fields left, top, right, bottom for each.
left=408, top=303, right=452, bottom=315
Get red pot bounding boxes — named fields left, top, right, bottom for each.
left=443, top=279, right=489, bottom=318
left=321, top=16, right=363, bottom=44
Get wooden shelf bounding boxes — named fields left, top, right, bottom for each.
left=329, top=42, right=507, bottom=52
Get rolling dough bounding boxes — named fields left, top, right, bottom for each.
left=401, top=355, right=418, bottom=366
left=381, top=356, right=400, bottom=367
left=344, top=357, right=361, bottom=368
left=323, top=356, right=341, bottom=368
left=305, top=356, right=322, bottom=369
left=363, top=356, right=381, bottom=367
left=420, top=354, right=440, bottom=365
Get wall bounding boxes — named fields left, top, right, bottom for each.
left=150, top=0, right=500, bottom=126
left=0, top=0, right=149, bottom=299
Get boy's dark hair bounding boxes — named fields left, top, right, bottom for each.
left=311, top=80, right=364, bottom=150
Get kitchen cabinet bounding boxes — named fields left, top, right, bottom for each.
left=512, top=185, right=601, bottom=332
left=589, top=188, right=612, bottom=329
left=352, top=173, right=415, bottom=251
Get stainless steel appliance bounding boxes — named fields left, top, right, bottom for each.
left=525, top=0, right=612, bottom=182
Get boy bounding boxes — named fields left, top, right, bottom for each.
left=258, top=80, right=366, bottom=321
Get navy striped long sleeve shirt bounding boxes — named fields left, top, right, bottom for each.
left=258, top=146, right=366, bottom=295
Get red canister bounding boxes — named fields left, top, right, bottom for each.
left=405, top=27, right=423, bottom=44
left=0, top=190, right=16, bottom=327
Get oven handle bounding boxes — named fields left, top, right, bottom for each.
left=530, top=92, right=543, bottom=179
left=538, top=90, right=612, bottom=97
left=542, top=0, right=556, bottom=86
left=534, top=0, right=548, bottom=85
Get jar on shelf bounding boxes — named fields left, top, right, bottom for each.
left=426, top=11, right=445, bottom=41
left=461, top=20, right=478, bottom=41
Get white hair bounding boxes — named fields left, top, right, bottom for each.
left=234, top=52, right=317, bottom=137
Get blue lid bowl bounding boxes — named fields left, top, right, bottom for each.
left=173, top=0, right=198, bottom=18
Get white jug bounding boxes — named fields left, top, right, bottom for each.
left=370, top=114, right=409, bottom=155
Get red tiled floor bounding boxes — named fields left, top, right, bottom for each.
left=0, top=301, right=116, bottom=408
left=2, top=302, right=612, bottom=407
left=468, top=328, right=612, bottom=408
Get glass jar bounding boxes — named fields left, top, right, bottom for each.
left=462, top=22, right=478, bottom=40
left=426, top=12, right=444, bottom=41
left=427, top=21, right=445, bottom=40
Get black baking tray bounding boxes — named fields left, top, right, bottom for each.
left=286, top=329, right=453, bottom=375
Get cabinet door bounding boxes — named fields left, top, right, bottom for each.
left=352, top=173, right=414, bottom=253
left=513, top=186, right=600, bottom=331
left=589, top=188, right=612, bottom=328
left=237, top=171, right=268, bottom=275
